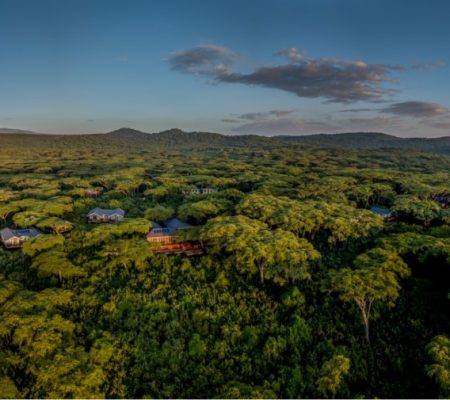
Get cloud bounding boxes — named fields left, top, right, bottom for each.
left=220, top=61, right=398, bottom=103
left=411, top=60, right=446, bottom=70
left=221, top=118, right=241, bottom=123
left=222, top=109, right=293, bottom=124
left=339, top=108, right=375, bottom=113
left=237, top=109, right=293, bottom=120
left=168, top=44, right=402, bottom=103
left=275, top=47, right=304, bottom=62
left=381, top=101, right=448, bottom=117
left=426, top=121, right=450, bottom=130
left=167, top=44, right=237, bottom=75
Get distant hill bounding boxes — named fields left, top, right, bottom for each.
left=276, top=132, right=450, bottom=154
left=1, top=127, right=450, bottom=155
left=106, top=127, right=276, bottom=149
left=0, top=128, right=38, bottom=134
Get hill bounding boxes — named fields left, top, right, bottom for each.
left=1, top=128, right=450, bottom=155
left=0, top=127, right=38, bottom=134
left=276, top=132, right=450, bottom=154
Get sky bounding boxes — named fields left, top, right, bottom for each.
left=1, top=0, right=450, bottom=137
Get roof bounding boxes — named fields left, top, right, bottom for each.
left=164, top=218, right=193, bottom=230
left=88, top=207, right=125, bottom=217
left=370, top=206, right=393, bottom=216
left=0, top=228, right=41, bottom=242
left=150, top=221, right=162, bottom=229
left=146, top=227, right=175, bottom=238
left=435, top=196, right=450, bottom=202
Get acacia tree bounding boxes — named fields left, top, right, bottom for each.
left=202, top=215, right=320, bottom=285
left=0, top=204, right=19, bottom=223
left=328, top=248, right=410, bottom=342
left=316, top=354, right=351, bottom=398
left=144, top=205, right=174, bottom=222
left=426, top=335, right=450, bottom=398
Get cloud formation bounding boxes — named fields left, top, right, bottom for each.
left=237, top=109, right=293, bottom=121
left=339, top=108, right=375, bottom=113
left=426, top=121, right=450, bottom=130
left=220, top=60, right=398, bottom=103
left=167, top=44, right=237, bottom=75
left=411, top=60, right=446, bottom=70
left=167, top=44, right=401, bottom=103
left=275, top=47, right=304, bottom=62
left=382, top=101, right=448, bottom=117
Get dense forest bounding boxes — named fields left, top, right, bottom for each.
left=0, top=130, right=449, bottom=398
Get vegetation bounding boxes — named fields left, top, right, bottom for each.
left=0, top=130, right=448, bottom=398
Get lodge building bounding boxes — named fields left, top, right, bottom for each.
left=87, top=208, right=125, bottom=223
left=0, top=228, right=42, bottom=249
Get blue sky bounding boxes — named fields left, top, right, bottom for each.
left=1, top=0, right=450, bottom=136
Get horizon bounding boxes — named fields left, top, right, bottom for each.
left=1, top=126, right=450, bottom=140
left=2, top=0, right=450, bottom=137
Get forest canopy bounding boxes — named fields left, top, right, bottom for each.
left=0, top=131, right=448, bottom=398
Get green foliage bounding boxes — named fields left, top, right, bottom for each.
left=316, top=354, right=351, bottom=398
left=426, top=335, right=450, bottom=398
left=22, top=234, right=65, bottom=256
left=393, top=195, right=443, bottom=224
left=328, top=248, right=410, bottom=342
left=144, top=205, right=174, bottom=222
left=202, top=215, right=320, bottom=285
left=0, top=134, right=448, bottom=398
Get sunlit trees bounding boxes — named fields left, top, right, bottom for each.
left=426, top=335, right=450, bottom=398
left=393, top=195, right=442, bottom=224
left=328, top=248, right=410, bottom=342
left=316, top=354, right=351, bottom=398
left=0, top=132, right=448, bottom=398
left=144, top=205, right=174, bottom=222
left=178, top=199, right=231, bottom=224
left=202, top=215, right=320, bottom=285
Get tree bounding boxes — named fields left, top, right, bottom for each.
left=178, top=199, right=230, bottom=224
left=393, top=195, right=442, bottom=225
left=32, top=250, right=85, bottom=281
left=316, top=354, right=350, bottom=398
left=22, top=234, right=65, bottom=256
left=426, top=335, right=450, bottom=398
left=328, top=248, right=410, bottom=342
left=144, top=205, right=174, bottom=222
left=0, top=204, right=19, bottom=223
left=202, top=215, right=320, bottom=285
left=36, top=217, right=73, bottom=234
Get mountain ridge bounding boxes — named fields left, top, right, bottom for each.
left=0, top=127, right=450, bottom=154
left=275, top=131, right=450, bottom=154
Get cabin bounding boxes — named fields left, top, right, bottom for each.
left=182, top=187, right=218, bottom=196
left=370, top=206, right=396, bottom=222
left=85, top=188, right=103, bottom=198
left=434, top=195, right=449, bottom=208
left=146, top=218, right=193, bottom=243
left=146, top=222, right=176, bottom=244
left=0, top=228, right=41, bottom=249
left=146, top=218, right=203, bottom=256
left=87, top=208, right=125, bottom=223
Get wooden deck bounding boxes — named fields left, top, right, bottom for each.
left=152, top=240, right=204, bottom=256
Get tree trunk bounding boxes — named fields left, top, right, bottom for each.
left=364, top=319, right=370, bottom=343
left=356, top=298, right=371, bottom=344
left=259, top=265, right=265, bottom=285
